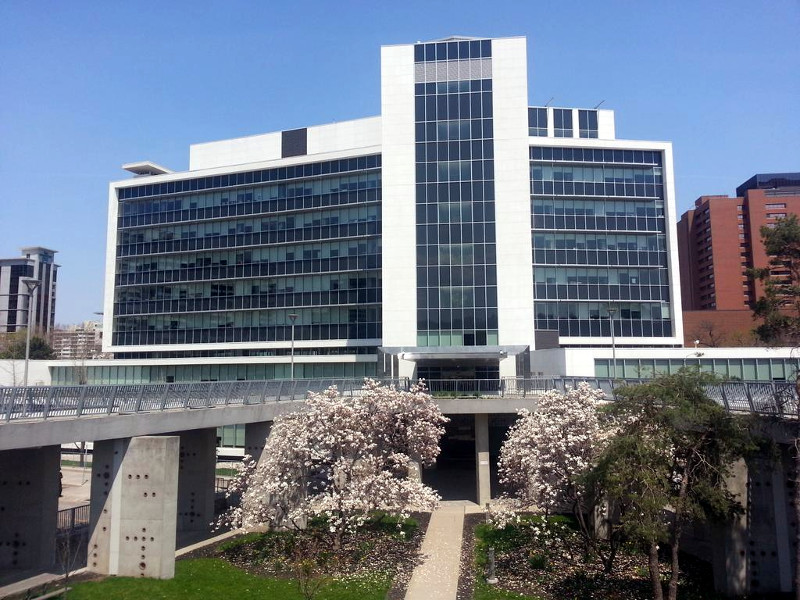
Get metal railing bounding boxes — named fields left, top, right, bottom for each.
left=1, top=376, right=797, bottom=422
left=57, top=503, right=90, bottom=534
left=501, top=377, right=799, bottom=417
left=0, top=378, right=408, bottom=423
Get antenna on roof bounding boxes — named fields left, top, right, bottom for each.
left=544, top=97, right=554, bottom=107
left=594, top=100, right=606, bottom=109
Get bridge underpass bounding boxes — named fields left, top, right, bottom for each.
left=0, top=376, right=797, bottom=593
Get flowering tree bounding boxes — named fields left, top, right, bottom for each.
left=496, top=382, right=616, bottom=569
left=226, top=379, right=447, bottom=549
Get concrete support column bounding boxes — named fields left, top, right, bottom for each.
left=175, top=429, right=217, bottom=532
left=498, top=355, right=517, bottom=378
left=0, top=446, right=59, bottom=573
left=244, top=421, right=271, bottom=465
left=712, top=458, right=748, bottom=595
left=88, top=436, right=179, bottom=579
left=475, top=413, right=491, bottom=507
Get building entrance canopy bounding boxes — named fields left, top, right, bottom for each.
left=379, top=345, right=528, bottom=361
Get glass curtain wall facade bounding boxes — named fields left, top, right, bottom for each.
left=413, top=39, right=499, bottom=347
left=531, top=146, right=673, bottom=339
left=113, top=156, right=382, bottom=360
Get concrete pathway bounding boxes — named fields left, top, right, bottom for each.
left=405, top=501, right=473, bottom=600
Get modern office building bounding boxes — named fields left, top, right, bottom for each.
left=0, top=247, right=58, bottom=334
left=87, top=35, right=683, bottom=385
left=678, top=173, right=800, bottom=312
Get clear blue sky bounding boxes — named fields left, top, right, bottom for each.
left=1, top=1, right=798, bottom=324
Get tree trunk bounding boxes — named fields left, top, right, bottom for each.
left=668, top=472, right=690, bottom=600
left=649, top=541, right=664, bottom=600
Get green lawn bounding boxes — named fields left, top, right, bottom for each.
left=69, top=558, right=390, bottom=600
left=474, top=580, right=542, bottom=600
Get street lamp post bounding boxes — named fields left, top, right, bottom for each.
left=21, top=278, right=41, bottom=388
left=288, top=313, right=299, bottom=380
left=606, top=306, right=618, bottom=379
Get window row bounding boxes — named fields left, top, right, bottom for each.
left=417, top=222, right=497, bottom=244
left=415, top=118, right=494, bottom=144
left=113, top=323, right=381, bottom=346
left=530, top=147, right=662, bottom=165
left=417, top=264, right=498, bottom=287
left=536, top=318, right=672, bottom=338
left=116, top=256, right=380, bottom=287
left=415, top=181, right=496, bottom=204
left=417, top=243, right=497, bottom=266
left=533, top=215, right=664, bottom=233
left=117, top=223, right=380, bottom=258
left=118, top=240, right=380, bottom=275
left=595, top=358, right=799, bottom=381
left=534, top=266, right=669, bottom=286
left=114, top=289, right=381, bottom=316
left=417, top=329, right=499, bottom=347
left=417, top=285, right=498, bottom=309
left=533, top=233, right=666, bottom=251
left=531, top=180, right=663, bottom=199
left=52, top=362, right=377, bottom=386
left=417, top=307, right=499, bottom=330
left=120, top=189, right=380, bottom=229
left=416, top=160, right=495, bottom=183
left=414, top=92, right=493, bottom=122
left=414, top=79, right=493, bottom=95
left=121, top=172, right=380, bottom=217
left=534, top=283, right=670, bottom=302
left=117, top=274, right=379, bottom=300
left=532, top=197, right=664, bottom=218
left=115, top=306, right=379, bottom=331
left=417, top=200, right=494, bottom=224
left=120, top=156, right=380, bottom=201
left=414, top=40, right=492, bottom=63
left=533, top=250, right=667, bottom=267
left=532, top=165, right=663, bottom=185
left=415, top=139, right=494, bottom=162
left=120, top=206, right=380, bottom=244
left=535, top=301, right=670, bottom=321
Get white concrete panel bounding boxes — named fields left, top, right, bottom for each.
left=380, top=43, right=418, bottom=346
left=492, top=37, right=535, bottom=349
left=306, top=117, right=382, bottom=155
left=597, top=109, right=616, bottom=139
left=189, top=132, right=282, bottom=170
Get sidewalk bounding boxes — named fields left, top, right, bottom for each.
left=405, top=501, right=480, bottom=600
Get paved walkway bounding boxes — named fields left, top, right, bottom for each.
left=406, top=501, right=480, bottom=600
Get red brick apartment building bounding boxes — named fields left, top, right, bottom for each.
left=677, top=173, right=800, bottom=345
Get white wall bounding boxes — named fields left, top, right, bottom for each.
left=0, top=360, right=52, bottom=386
left=379, top=43, right=418, bottom=347
left=492, top=37, right=535, bottom=348
left=188, top=117, right=382, bottom=171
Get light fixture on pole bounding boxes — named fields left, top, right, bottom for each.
left=606, top=306, right=618, bottom=379
left=21, top=277, right=41, bottom=388
left=288, top=313, right=299, bottom=380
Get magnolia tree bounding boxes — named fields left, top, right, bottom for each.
left=496, top=382, right=620, bottom=569
left=222, top=379, right=448, bottom=548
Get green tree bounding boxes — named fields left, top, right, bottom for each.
left=751, top=214, right=800, bottom=345
left=0, top=330, right=56, bottom=359
left=750, top=214, right=800, bottom=599
left=591, top=370, right=754, bottom=600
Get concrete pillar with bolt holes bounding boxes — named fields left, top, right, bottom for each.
left=174, top=429, right=217, bottom=532
left=244, top=421, right=272, bottom=465
left=475, top=413, right=491, bottom=506
left=88, top=436, right=179, bottom=578
left=0, top=446, right=59, bottom=573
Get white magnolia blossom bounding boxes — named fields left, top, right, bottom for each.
left=225, top=379, right=447, bottom=541
left=497, top=382, right=605, bottom=514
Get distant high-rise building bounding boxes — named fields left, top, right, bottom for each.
left=52, top=320, right=104, bottom=360
left=0, top=247, right=58, bottom=334
left=677, top=173, right=800, bottom=311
